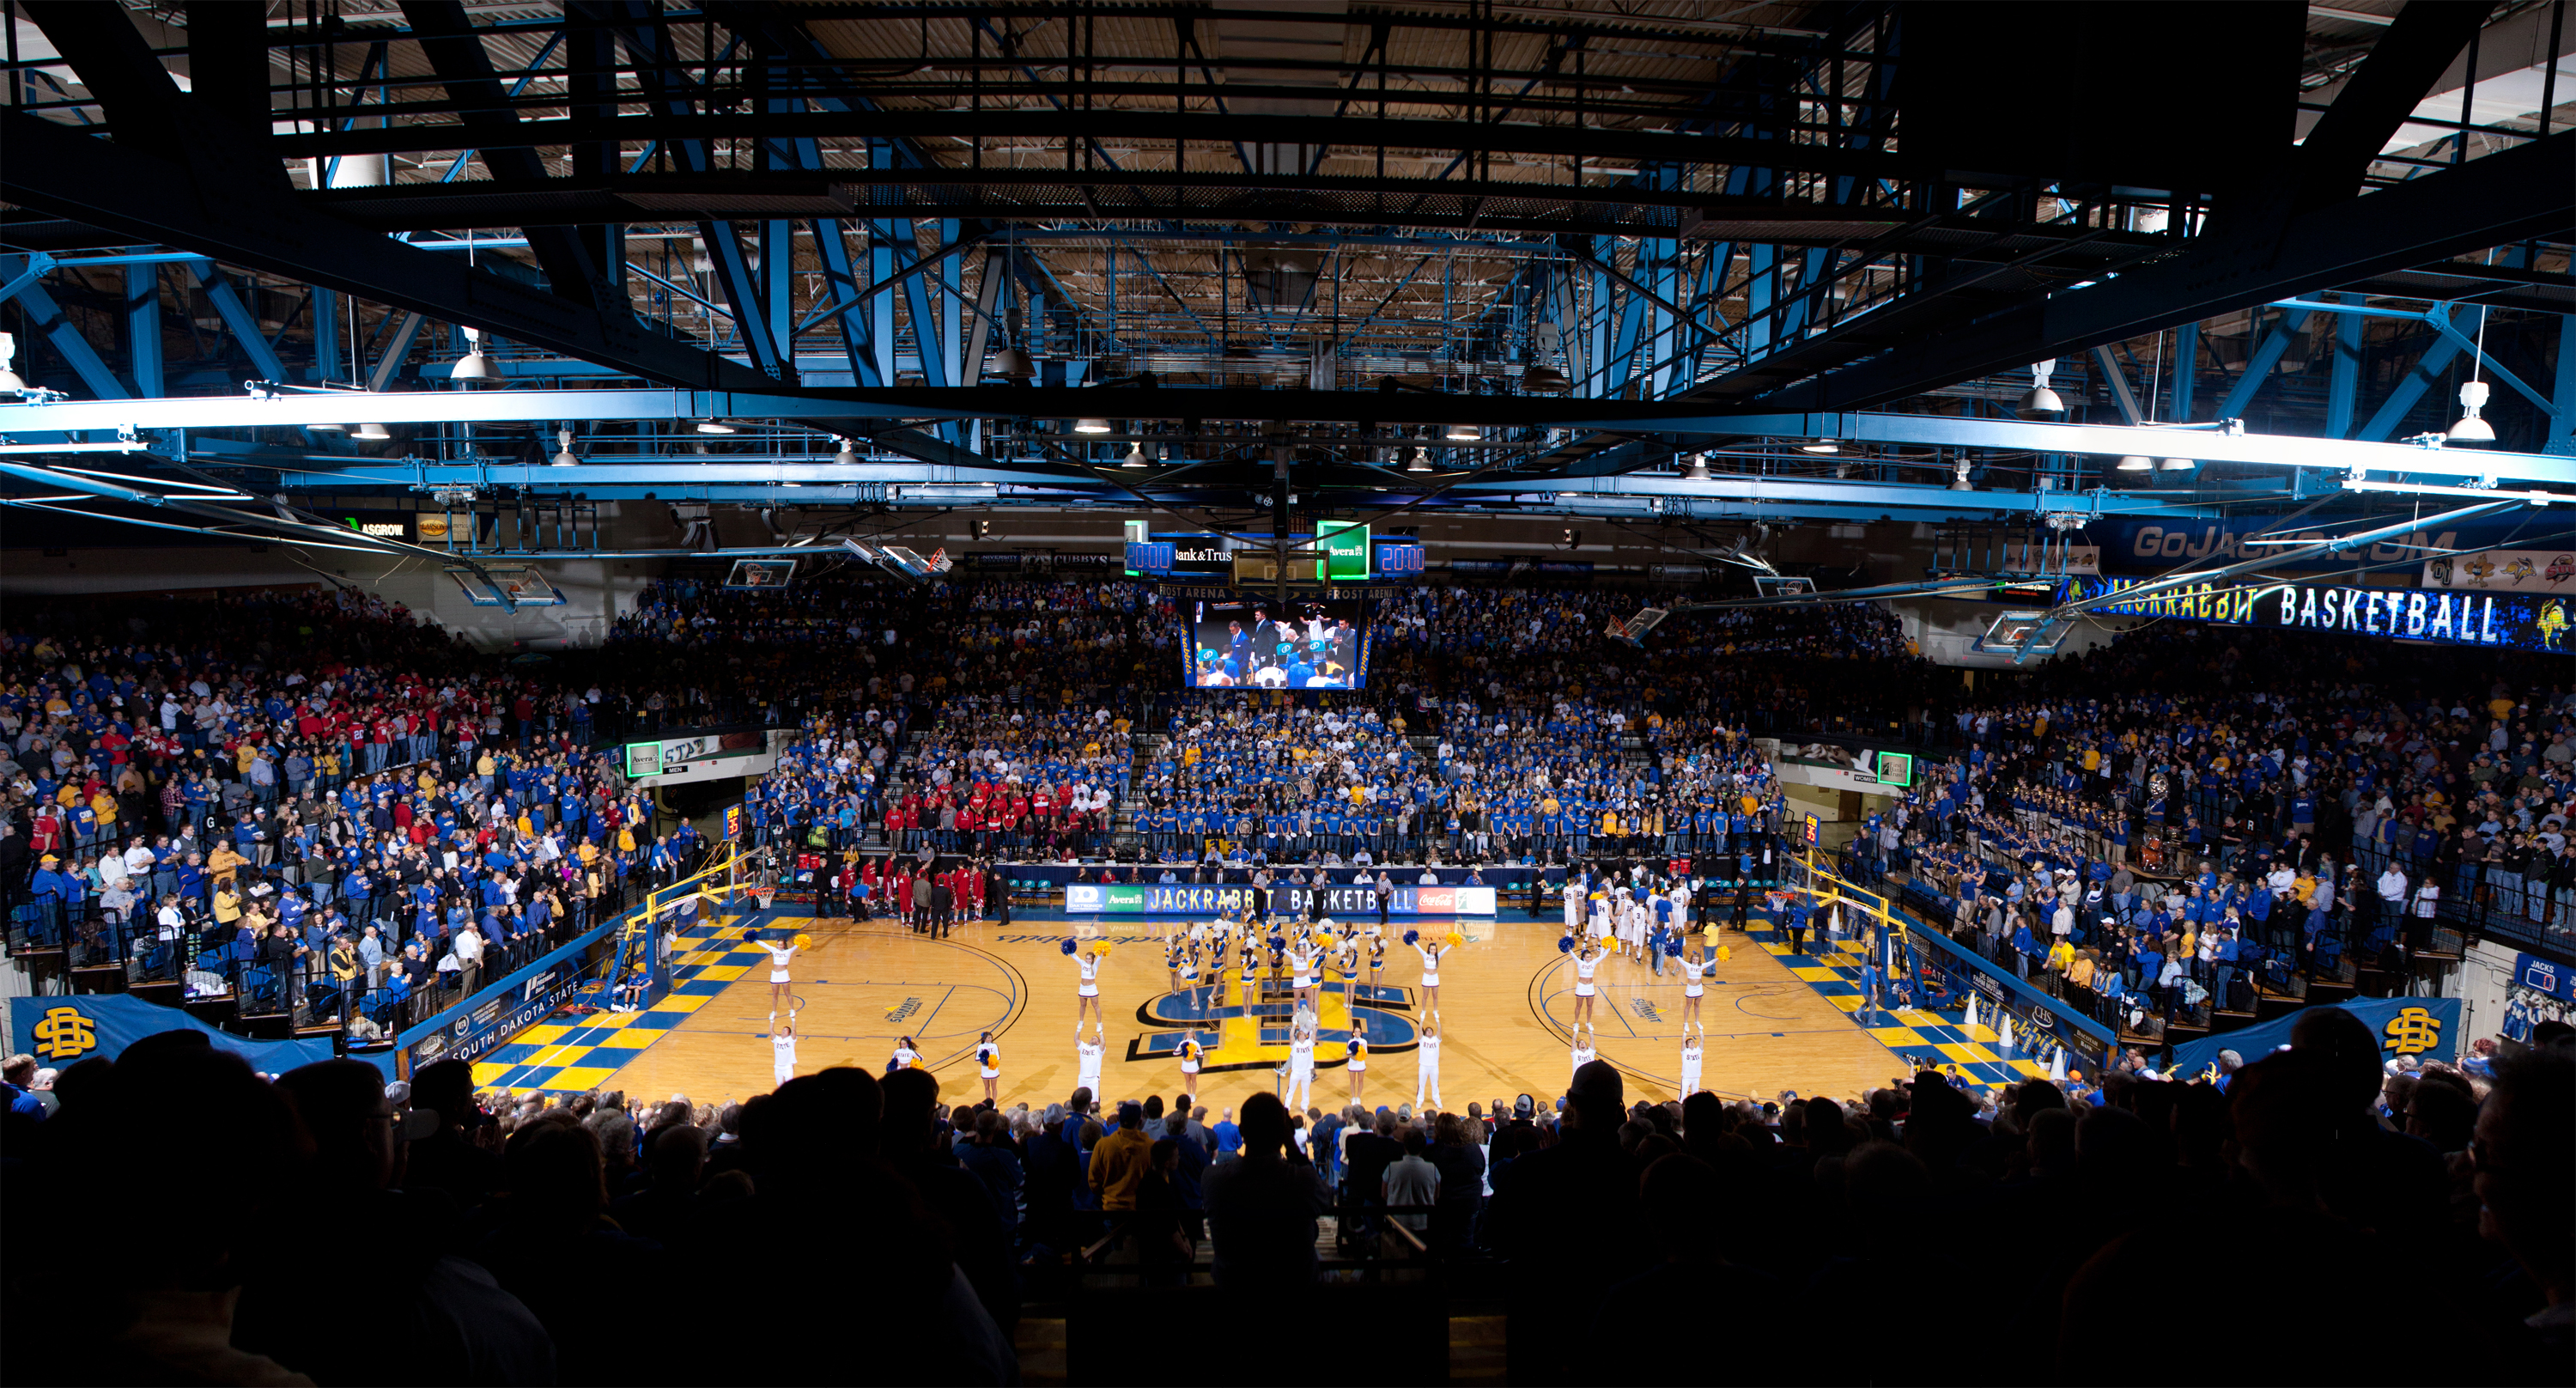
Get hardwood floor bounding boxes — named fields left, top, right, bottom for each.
left=601, top=910, right=1916, bottom=1113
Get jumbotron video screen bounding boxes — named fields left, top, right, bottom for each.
left=1185, top=598, right=1370, bottom=689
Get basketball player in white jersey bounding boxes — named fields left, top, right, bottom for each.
left=1414, top=930, right=1450, bottom=1020
left=1679, top=1032, right=1704, bottom=1097
left=1564, top=874, right=1587, bottom=937
left=1570, top=936, right=1602, bottom=1038
left=976, top=1031, right=1001, bottom=1105
left=1077, top=1024, right=1105, bottom=1097
left=1588, top=891, right=1613, bottom=944
left=760, top=931, right=800, bottom=1020
left=1177, top=1028, right=1203, bottom=1105
left=770, top=1014, right=797, bottom=1087
left=1415, top=1018, right=1443, bottom=1109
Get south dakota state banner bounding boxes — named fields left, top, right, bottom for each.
left=9, top=995, right=338, bottom=1075
left=2167, top=996, right=2461, bottom=1078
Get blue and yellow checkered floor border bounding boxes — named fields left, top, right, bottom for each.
left=1744, top=916, right=2056, bottom=1093
left=470, top=910, right=792, bottom=1094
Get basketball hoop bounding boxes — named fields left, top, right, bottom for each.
left=755, top=886, right=778, bottom=910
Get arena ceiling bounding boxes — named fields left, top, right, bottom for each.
left=0, top=0, right=2570, bottom=561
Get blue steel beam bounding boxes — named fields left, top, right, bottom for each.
left=2358, top=329, right=2464, bottom=441
left=2553, top=314, right=2576, bottom=457
left=2324, top=293, right=2361, bottom=438
left=123, top=262, right=162, bottom=397
left=2213, top=307, right=2312, bottom=420
left=0, top=254, right=128, bottom=399
left=185, top=261, right=291, bottom=384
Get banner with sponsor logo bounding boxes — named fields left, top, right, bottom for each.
left=2501, top=952, right=2574, bottom=1047
left=398, top=954, right=592, bottom=1077
left=9, top=994, right=338, bottom=1076
left=2057, top=575, right=2570, bottom=653
left=2422, top=549, right=2576, bottom=594
left=1064, top=882, right=1497, bottom=916
left=2169, top=996, right=2461, bottom=1076
left=2091, top=517, right=2537, bottom=575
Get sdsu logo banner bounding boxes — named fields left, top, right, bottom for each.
left=9, top=995, right=339, bottom=1074
left=2168, top=996, right=2461, bottom=1077
left=1065, top=883, right=1497, bottom=916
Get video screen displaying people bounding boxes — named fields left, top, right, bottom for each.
left=1186, top=598, right=1369, bottom=689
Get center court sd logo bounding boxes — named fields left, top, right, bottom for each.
left=30, top=1006, right=97, bottom=1062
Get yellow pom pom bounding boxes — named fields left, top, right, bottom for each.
left=1716, top=946, right=1732, bottom=962
left=793, top=933, right=813, bottom=951
left=1316, top=932, right=1336, bottom=948
left=1093, top=940, right=1113, bottom=957
left=1443, top=930, right=1465, bottom=948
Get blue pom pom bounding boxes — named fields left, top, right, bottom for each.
left=1558, top=936, right=1575, bottom=954
left=1401, top=929, right=1419, bottom=947
left=1663, top=939, right=1684, bottom=957
left=1060, top=938, right=1078, bottom=956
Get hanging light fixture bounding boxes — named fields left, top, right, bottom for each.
left=1684, top=454, right=1711, bottom=482
left=450, top=326, right=494, bottom=382
left=2115, top=455, right=2154, bottom=472
left=1521, top=362, right=1571, bottom=393
left=1122, top=443, right=1151, bottom=468
left=988, top=346, right=1036, bottom=380
left=1444, top=423, right=1480, bottom=441
left=352, top=422, right=392, bottom=441
left=696, top=420, right=737, bottom=435
left=2016, top=360, right=2064, bottom=418
left=1074, top=417, right=1112, bottom=435
left=1800, top=440, right=1839, bottom=454
left=834, top=436, right=860, bottom=466
left=1950, top=460, right=1975, bottom=491
left=2448, top=380, right=2496, bottom=445
left=2160, top=456, right=2197, bottom=471
left=1406, top=447, right=1434, bottom=473
left=552, top=429, right=579, bottom=466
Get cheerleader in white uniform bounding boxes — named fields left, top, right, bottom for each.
left=1365, top=927, right=1388, bottom=993
left=1177, top=1029, right=1203, bottom=1105
left=1345, top=1021, right=1369, bottom=1104
left=1284, top=1014, right=1317, bottom=1110
left=1677, top=942, right=1710, bottom=1037
left=761, top=933, right=800, bottom=1019
left=1570, top=937, right=1602, bottom=1038
left=1570, top=1032, right=1597, bottom=1079
left=1077, top=1024, right=1105, bottom=1098
left=770, top=1015, right=797, bottom=1087
left=1072, top=940, right=1105, bottom=1026
left=1166, top=931, right=1190, bottom=993
left=1415, top=932, right=1451, bottom=1020
left=976, top=1032, right=1001, bottom=1104
left=1288, top=933, right=1323, bottom=1013
left=1415, top=1019, right=1443, bottom=1109
left=1679, top=1032, right=1704, bottom=1097
left=888, top=1035, right=920, bottom=1073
